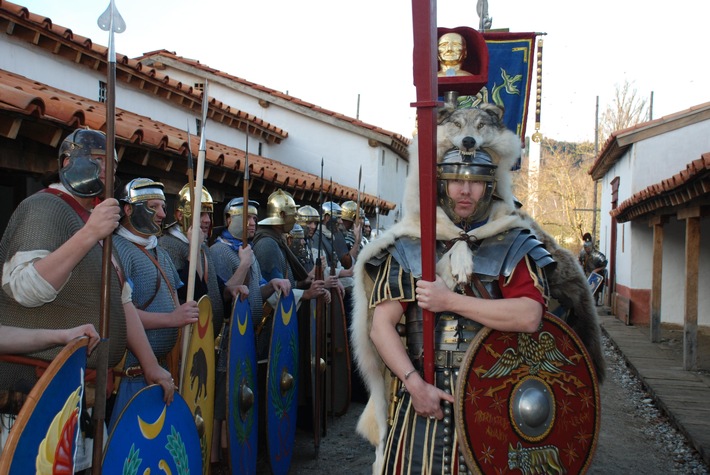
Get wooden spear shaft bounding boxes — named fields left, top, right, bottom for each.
left=180, top=79, right=209, bottom=393
left=411, top=0, right=439, bottom=384
left=93, top=1, right=125, bottom=471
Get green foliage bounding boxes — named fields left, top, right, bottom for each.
left=122, top=443, right=141, bottom=475
left=166, top=425, right=190, bottom=475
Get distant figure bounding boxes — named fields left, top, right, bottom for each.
left=437, top=32, right=473, bottom=77
left=579, top=233, right=608, bottom=306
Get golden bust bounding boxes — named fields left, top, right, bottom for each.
left=437, top=32, right=473, bottom=77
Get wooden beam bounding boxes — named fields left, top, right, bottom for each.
left=683, top=216, right=700, bottom=370
left=650, top=222, right=664, bottom=342
left=678, top=206, right=702, bottom=220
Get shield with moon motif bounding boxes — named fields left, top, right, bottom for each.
left=265, top=291, right=299, bottom=474
left=180, top=294, right=215, bottom=475
left=226, top=294, right=258, bottom=474
left=103, top=384, right=202, bottom=474
left=455, top=312, right=600, bottom=474
left=0, top=337, right=88, bottom=475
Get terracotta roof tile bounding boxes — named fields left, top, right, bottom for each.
left=0, top=2, right=287, bottom=144
left=0, top=68, right=395, bottom=212
left=612, top=151, right=710, bottom=222
left=135, top=50, right=410, bottom=158
left=590, top=102, right=710, bottom=180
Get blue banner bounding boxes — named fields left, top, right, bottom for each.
left=459, top=32, right=538, bottom=142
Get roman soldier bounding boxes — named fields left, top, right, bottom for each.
left=110, top=178, right=199, bottom=429
left=0, top=129, right=174, bottom=415
left=350, top=148, right=556, bottom=473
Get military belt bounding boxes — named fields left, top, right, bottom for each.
left=434, top=349, right=467, bottom=369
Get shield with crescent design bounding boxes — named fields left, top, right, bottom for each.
left=455, top=312, right=600, bottom=474
left=265, top=291, right=298, bottom=474
left=103, top=384, right=202, bottom=473
left=327, top=288, right=351, bottom=417
left=226, top=294, right=259, bottom=474
left=0, top=337, right=88, bottom=475
left=180, top=294, right=215, bottom=475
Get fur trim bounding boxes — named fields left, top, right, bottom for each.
left=352, top=109, right=606, bottom=469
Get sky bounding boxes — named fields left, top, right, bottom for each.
left=16, top=0, right=710, bottom=144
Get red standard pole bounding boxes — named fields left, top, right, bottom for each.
left=410, top=0, right=439, bottom=384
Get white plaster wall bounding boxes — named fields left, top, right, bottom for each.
left=627, top=221, right=654, bottom=291
left=631, top=122, right=710, bottom=193
left=1, top=37, right=410, bottom=221
left=152, top=63, right=409, bottom=228
left=601, top=141, right=710, bottom=327
left=661, top=217, right=688, bottom=326
left=1, top=38, right=105, bottom=101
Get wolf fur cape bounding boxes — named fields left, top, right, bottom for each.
left=350, top=140, right=605, bottom=473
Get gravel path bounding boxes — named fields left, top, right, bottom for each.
left=285, top=333, right=710, bottom=474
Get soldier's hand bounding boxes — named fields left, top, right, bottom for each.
left=62, top=324, right=100, bottom=355
left=303, top=279, right=327, bottom=300
left=228, top=284, right=249, bottom=300
left=271, top=278, right=291, bottom=296
left=405, top=372, right=454, bottom=420
left=238, top=244, right=254, bottom=268
left=172, top=301, right=199, bottom=327
left=143, top=364, right=175, bottom=405
left=415, top=276, right=452, bottom=313
left=324, top=275, right=339, bottom=289
left=84, top=198, right=120, bottom=241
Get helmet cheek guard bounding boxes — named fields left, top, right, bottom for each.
left=119, top=178, right=166, bottom=236
left=437, top=148, right=498, bottom=228
left=130, top=201, right=162, bottom=236
left=59, top=153, right=104, bottom=197
left=58, top=128, right=117, bottom=198
left=176, top=184, right=215, bottom=234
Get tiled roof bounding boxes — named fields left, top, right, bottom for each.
left=0, top=68, right=395, bottom=212
left=137, top=50, right=411, bottom=159
left=589, top=102, right=710, bottom=180
left=611, top=153, right=710, bottom=223
left=0, top=0, right=287, bottom=144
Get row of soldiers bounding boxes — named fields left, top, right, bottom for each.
left=0, top=128, right=372, bottom=473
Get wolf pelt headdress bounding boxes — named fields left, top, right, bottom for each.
left=350, top=103, right=605, bottom=473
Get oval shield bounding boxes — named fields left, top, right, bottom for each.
left=227, top=294, right=259, bottom=474
left=455, top=312, right=601, bottom=474
left=0, top=337, right=88, bottom=475
left=180, top=294, right=215, bottom=474
left=103, top=385, right=202, bottom=474
left=266, top=291, right=299, bottom=474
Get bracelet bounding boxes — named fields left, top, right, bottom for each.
left=404, top=369, right=417, bottom=380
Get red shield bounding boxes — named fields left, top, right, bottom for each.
left=455, top=312, right=600, bottom=474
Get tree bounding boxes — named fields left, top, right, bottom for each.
left=599, top=80, right=649, bottom=143
left=514, top=138, right=596, bottom=250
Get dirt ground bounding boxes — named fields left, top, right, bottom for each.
left=283, top=327, right=709, bottom=474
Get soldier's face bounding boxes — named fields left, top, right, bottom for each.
left=200, top=212, right=211, bottom=235
left=306, top=221, right=317, bottom=238
left=447, top=180, right=485, bottom=219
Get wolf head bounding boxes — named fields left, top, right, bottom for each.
left=436, top=102, right=521, bottom=207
